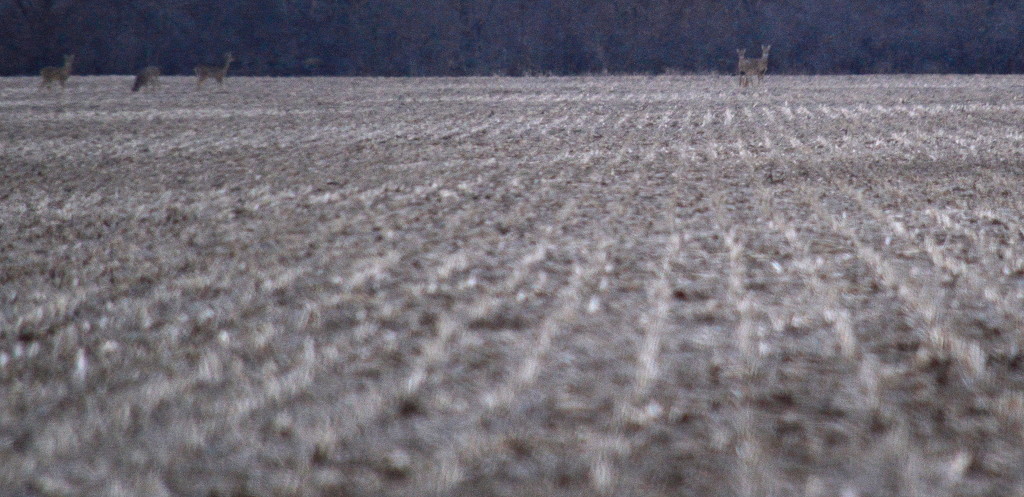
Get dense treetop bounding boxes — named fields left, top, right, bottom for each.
left=3, top=0, right=1023, bottom=76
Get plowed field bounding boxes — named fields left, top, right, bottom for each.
left=3, top=75, right=1024, bottom=496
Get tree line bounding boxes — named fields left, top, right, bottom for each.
left=3, top=0, right=1023, bottom=77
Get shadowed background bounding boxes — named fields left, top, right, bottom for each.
left=2, top=0, right=1024, bottom=76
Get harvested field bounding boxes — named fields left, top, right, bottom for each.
left=3, top=74, right=1024, bottom=496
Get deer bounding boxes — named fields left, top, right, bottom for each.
left=40, top=54, right=74, bottom=90
left=737, top=49, right=753, bottom=87
left=754, top=45, right=771, bottom=84
left=737, top=45, right=771, bottom=87
left=131, top=66, right=161, bottom=92
left=194, top=52, right=234, bottom=89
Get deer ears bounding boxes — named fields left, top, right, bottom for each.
left=761, top=45, right=772, bottom=52
left=737, top=49, right=746, bottom=56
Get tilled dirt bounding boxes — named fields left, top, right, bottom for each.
left=3, top=74, right=1024, bottom=496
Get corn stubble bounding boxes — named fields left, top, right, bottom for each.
left=2, top=74, right=1024, bottom=496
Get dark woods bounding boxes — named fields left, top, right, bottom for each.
left=3, top=0, right=1024, bottom=76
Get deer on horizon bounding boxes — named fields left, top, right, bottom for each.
left=131, top=66, right=161, bottom=92
left=195, top=52, right=234, bottom=89
left=40, top=54, right=74, bottom=90
left=737, top=45, right=771, bottom=87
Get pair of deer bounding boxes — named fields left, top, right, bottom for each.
left=132, top=53, right=234, bottom=92
left=737, top=45, right=771, bottom=87
left=39, top=53, right=234, bottom=92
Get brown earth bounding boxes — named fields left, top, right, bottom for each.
left=2, top=74, right=1024, bottom=496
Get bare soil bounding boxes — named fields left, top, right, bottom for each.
left=3, top=74, right=1024, bottom=497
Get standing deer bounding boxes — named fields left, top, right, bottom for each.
left=131, top=66, right=161, bottom=92
left=754, top=45, right=771, bottom=84
left=737, top=49, right=753, bottom=87
left=737, top=45, right=771, bottom=87
left=40, top=54, right=75, bottom=90
left=194, top=52, right=234, bottom=89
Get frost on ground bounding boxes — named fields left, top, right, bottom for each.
left=2, top=74, right=1024, bottom=496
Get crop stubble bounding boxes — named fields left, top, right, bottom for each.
left=2, top=74, right=1024, bottom=496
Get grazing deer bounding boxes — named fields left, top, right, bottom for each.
left=40, top=54, right=74, bottom=90
left=131, top=66, right=161, bottom=92
left=737, top=45, right=771, bottom=87
left=195, top=52, right=234, bottom=89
